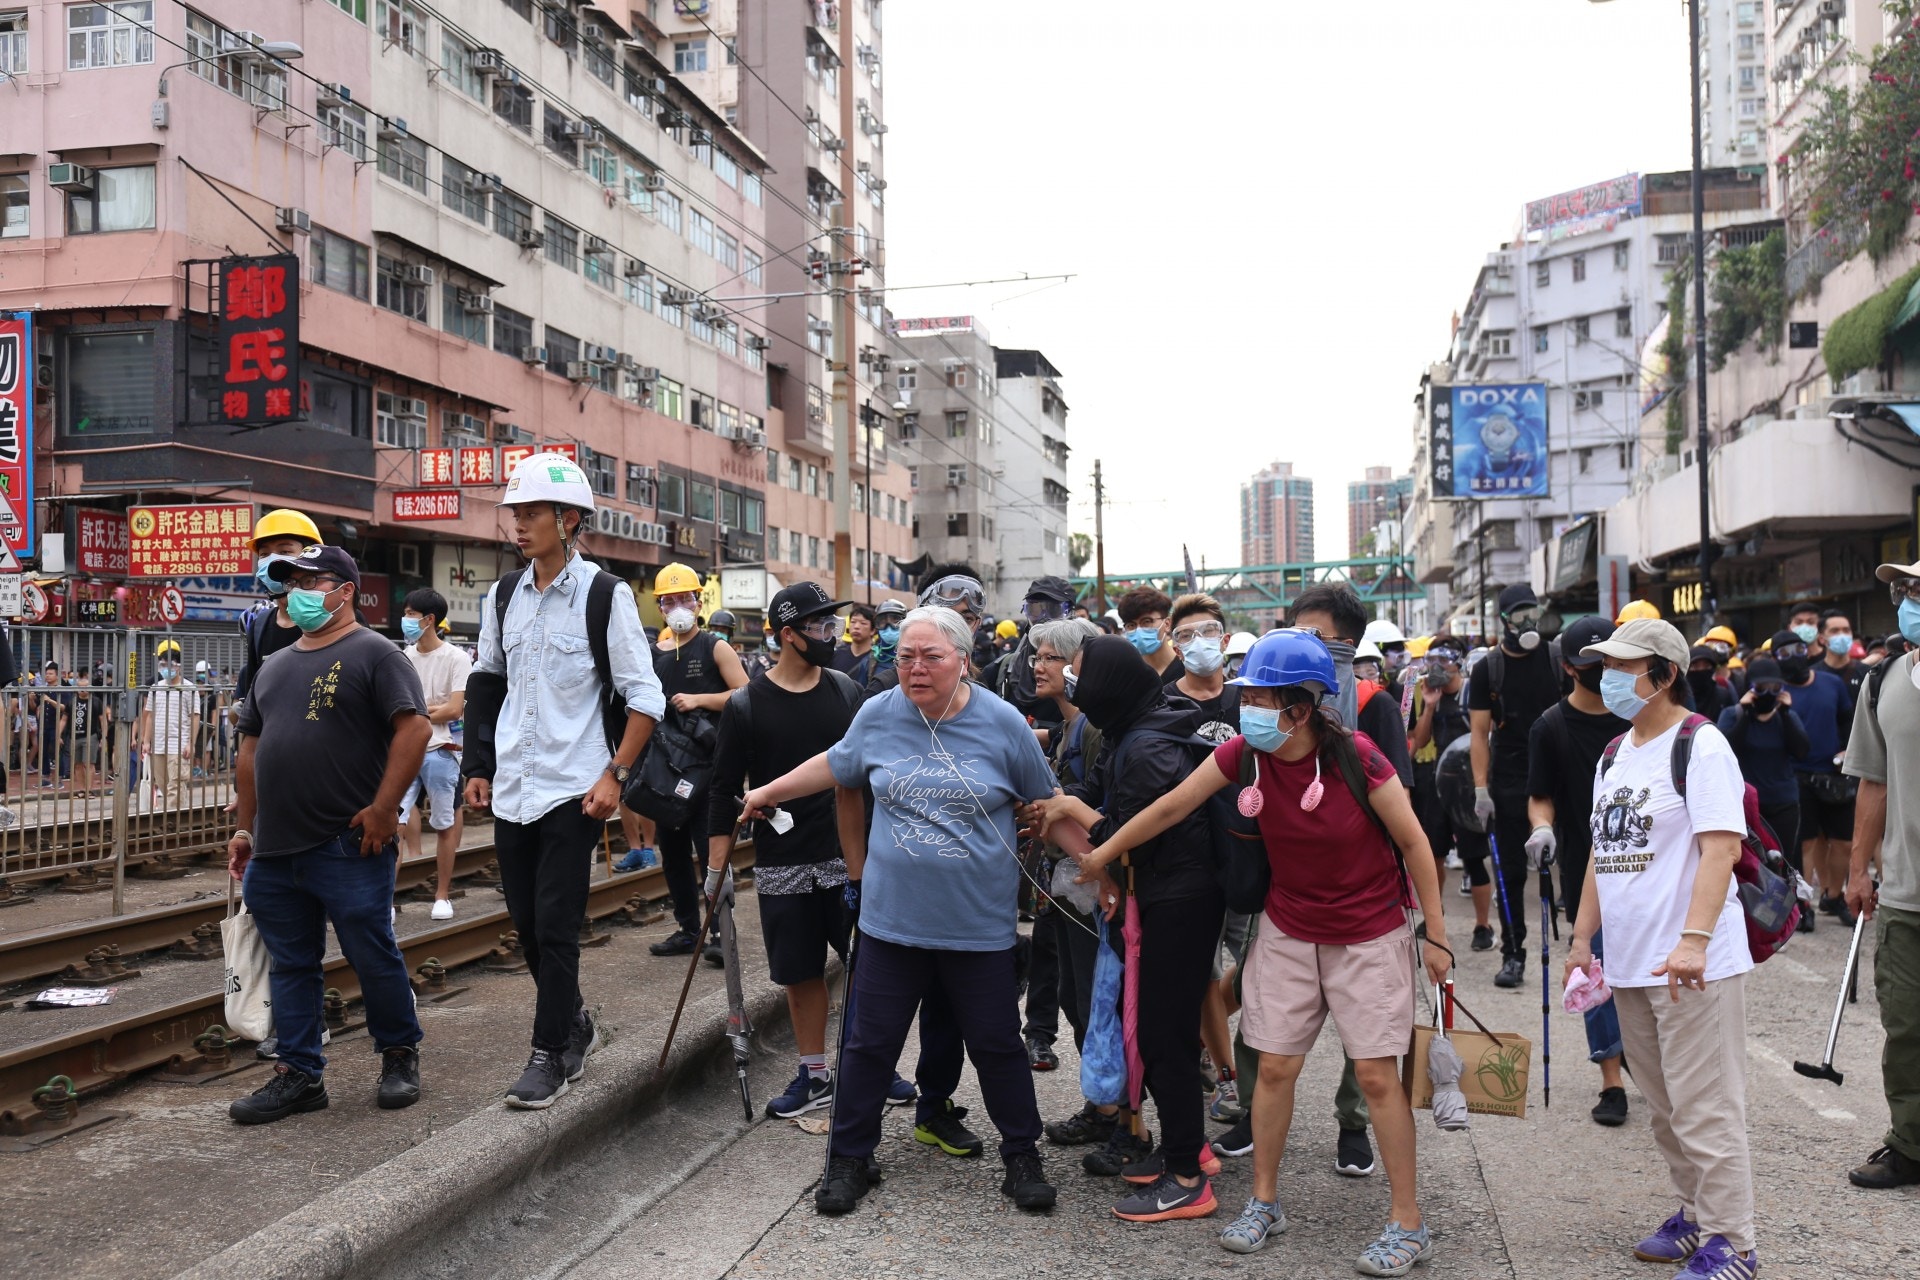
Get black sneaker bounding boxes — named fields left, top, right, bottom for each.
left=1591, top=1086, right=1628, bottom=1127
left=1495, top=955, right=1526, bottom=988
left=913, top=1099, right=984, bottom=1157
left=816, top=1154, right=872, bottom=1214
left=1850, top=1145, right=1920, bottom=1189
left=1797, top=909, right=1817, bottom=934
left=1083, top=1123, right=1153, bottom=1176
left=704, top=939, right=725, bottom=969
left=1214, top=1116, right=1254, bottom=1157
left=1026, top=1035, right=1059, bottom=1072
left=230, top=1065, right=328, bottom=1125
left=1471, top=925, right=1496, bottom=952
left=1001, top=1150, right=1057, bottom=1211
left=1820, top=894, right=1846, bottom=918
left=1046, top=1102, right=1118, bottom=1147
left=563, top=1009, right=601, bottom=1083
left=649, top=930, right=698, bottom=957
left=505, top=1048, right=570, bottom=1109
left=1335, top=1126, right=1375, bottom=1177
left=377, top=1046, right=420, bottom=1110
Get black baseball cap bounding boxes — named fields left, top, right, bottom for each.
left=769, top=581, right=848, bottom=629
left=1560, top=614, right=1614, bottom=666
left=1497, top=583, right=1539, bottom=614
left=1024, top=575, right=1074, bottom=604
left=266, top=544, right=362, bottom=589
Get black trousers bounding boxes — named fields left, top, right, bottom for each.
left=1022, top=903, right=1061, bottom=1046
left=658, top=820, right=714, bottom=938
left=1489, top=783, right=1535, bottom=959
left=1136, top=890, right=1226, bottom=1177
left=1760, top=801, right=1802, bottom=877
left=495, top=802, right=600, bottom=1052
left=834, top=933, right=1041, bottom=1161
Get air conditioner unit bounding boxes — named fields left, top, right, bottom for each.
left=1818, top=0, right=1844, bottom=16
left=872, top=178, right=888, bottom=191
left=562, top=119, right=598, bottom=142
left=47, top=163, right=95, bottom=192
left=492, top=421, right=524, bottom=442
left=642, top=174, right=667, bottom=190
left=616, top=353, right=640, bottom=371
left=463, top=292, right=495, bottom=315
left=275, top=206, right=312, bottom=234
left=661, top=287, right=697, bottom=307
left=473, top=172, right=507, bottom=193
left=624, top=257, right=647, bottom=278
left=377, top=118, right=409, bottom=141
left=857, top=160, right=872, bottom=175
left=717, top=422, right=743, bottom=441
left=631, top=464, right=655, bottom=480
left=225, top=29, right=266, bottom=53
left=595, top=507, right=618, bottom=534
left=869, top=122, right=889, bottom=137
left=316, top=83, right=351, bottom=110
left=659, top=108, right=690, bottom=130
left=398, top=398, right=427, bottom=421
left=635, top=365, right=660, bottom=383
left=821, top=137, right=844, bottom=152
left=744, top=334, right=771, bottom=352
left=566, top=361, right=599, bottom=382
left=618, top=512, right=637, bottom=540
left=398, top=264, right=435, bottom=286
left=395, top=543, right=421, bottom=577
left=473, top=49, right=507, bottom=75
left=689, top=127, right=711, bottom=146
left=517, top=228, right=546, bottom=251
left=522, top=345, right=549, bottom=365
left=744, top=428, right=766, bottom=447
left=584, top=343, right=613, bottom=363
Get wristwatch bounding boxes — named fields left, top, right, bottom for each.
left=610, top=762, right=633, bottom=784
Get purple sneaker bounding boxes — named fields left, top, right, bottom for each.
left=1679, top=1234, right=1758, bottom=1278
left=1633, top=1208, right=1701, bottom=1263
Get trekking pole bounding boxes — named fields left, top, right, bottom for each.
left=654, top=814, right=747, bottom=1079
left=1538, top=867, right=1552, bottom=1110
left=1794, top=903, right=1870, bottom=1087
left=822, top=901, right=861, bottom=1188
left=1485, top=832, right=1517, bottom=945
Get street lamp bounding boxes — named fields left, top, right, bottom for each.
left=157, top=40, right=305, bottom=96
left=1589, top=0, right=1715, bottom=625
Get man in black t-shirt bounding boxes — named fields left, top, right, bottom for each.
left=227, top=545, right=430, bottom=1125
left=1524, top=614, right=1631, bottom=1127
left=1468, top=582, right=1563, bottom=986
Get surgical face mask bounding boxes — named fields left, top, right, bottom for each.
left=159, top=663, right=178, bottom=680
left=1826, top=633, right=1853, bottom=657
left=401, top=616, right=424, bottom=643
left=666, top=607, right=697, bottom=635
left=1181, top=636, right=1224, bottom=676
left=878, top=624, right=900, bottom=646
left=1573, top=664, right=1605, bottom=694
left=286, top=586, right=339, bottom=633
left=1600, top=668, right=1650, bottom=720
left=256, top=554, right=294, bottom=597
left=1901, top=598, right=1920, bottom=647
left=1793, top=623, right=1818, bottom=645
left=1239, top=705, right=1291, bottom=754
left=1127, top=625, right=1163, bottom=656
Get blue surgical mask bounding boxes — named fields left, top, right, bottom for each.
left=1239, top=705, right=1291, bottom=754
left=878, top=625, right=900, bottom=646
left=401, top=616, right=424, bottom=643
left=1900, top=599, right=1920, bottom=647
left=1600, top=668, right=1650, bottom=720
left=1826, top=633, right=1852, bottom=657
left=1127, top=626, right=1163, bottom=656
left=1793, top=623, right=1817, bottom=645
left=256, top=554, right=293, bottom=597
left=286, top=587, right=338, bottom=633
left=1181, top=636, right=1224, bottom=677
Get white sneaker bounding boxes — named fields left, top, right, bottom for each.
left=1444, top=850, right=1463, bottom=869
left=390, top=907, right=397, bottom=926
left=431, top=899, right=454, bottom=921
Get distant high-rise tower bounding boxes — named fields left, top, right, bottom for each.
left=1347, top=465, right=1413, bottom=562
left=1241, top=462, right=1315, bottom=567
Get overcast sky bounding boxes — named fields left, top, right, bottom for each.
left=883, top=0, right=1694, bottom=576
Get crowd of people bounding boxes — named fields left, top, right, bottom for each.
left=208, top=451, right=1920, bottom=1279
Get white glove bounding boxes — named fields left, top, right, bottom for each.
left=1473, top=786, right=1496, bottom=825
left=1524, top=824, right=1557, bottom=872
left=704, top=864, right=727, bottom=898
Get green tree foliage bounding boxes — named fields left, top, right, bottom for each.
left=1790, top=5, right=1920, bottom=265
left=1707, top=231, right=1786, bottom=370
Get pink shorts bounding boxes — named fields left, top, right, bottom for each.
left=1240, top=915, right=1415, bottom=1061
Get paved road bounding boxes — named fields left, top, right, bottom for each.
left=555, top=907, right=1901, bottom=1280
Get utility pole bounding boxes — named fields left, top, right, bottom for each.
left=1092, top=457, right=1108, bottom=614
left=1686, top=0, right=1717, bottom=627
left=830, top=5, right=858, bottom=603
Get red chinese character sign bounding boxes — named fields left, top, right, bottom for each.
left=458, top=446, right=496, bottom=486
left=75, top=508, right=130, bottom=576
left=419, top=448, right=455, bottom=486
left=0, top=314, right=36, bottom=558
left=216, top=254, right=301, bottom=427
left=127, top=503, right=255, bottom=577
left=393, top=490, right=462, bottom=521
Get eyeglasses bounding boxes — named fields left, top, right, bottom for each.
left=1172, top=622, right=1225, bottom=646
left=287, top=575, right=344, bottom=592
left=1890, top=577, right=1920, bottom=606
left=1028, top=652, right=1068, bottom=670
left=897, top=648, right=960, bottom=671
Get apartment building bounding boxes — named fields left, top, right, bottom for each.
left=990, top=347, right=1071, bottom=596
left=1699, top=0, right=1773, bottom=168
left=1240, top=461, right=1314, bottom=567
left=1346, top=465, right=1411, bottom=565
left=0, top=0, right=908, bottom=633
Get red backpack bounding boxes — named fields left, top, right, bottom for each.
left=1599, top=713, right=1802, bottom=962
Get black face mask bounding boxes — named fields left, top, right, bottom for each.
left=1779, top=657, right=1811, bottom=683
left=1573, top=664, right=1605, bottom=693
left=795, top=633, right=836, bottom=668
left=1751, top=692, right=1779, bottom=715
left=1688, top=671, right=1719, bottom=706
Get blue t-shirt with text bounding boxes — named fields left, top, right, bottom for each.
left=1789, top=667, right=1852, bottom=775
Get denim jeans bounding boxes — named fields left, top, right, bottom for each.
left=242, top=832, right=421, bottom=1079
left=1584, top=927, right=1624, bottom=1063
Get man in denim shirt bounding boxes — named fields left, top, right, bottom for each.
left=465, top=454, right=665, bottom=1109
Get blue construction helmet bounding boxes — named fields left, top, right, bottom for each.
left=1227, top=628, right=1339, bottom=697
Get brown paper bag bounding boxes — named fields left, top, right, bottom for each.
left=1402, top=998, right=1532, bottom=1119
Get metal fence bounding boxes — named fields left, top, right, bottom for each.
left=0, top=625, right=250, bottom=910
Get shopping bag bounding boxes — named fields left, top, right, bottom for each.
left=221, top=901, right=273, bottom=1042
left=1402, top=993, right=1531, bottom=1119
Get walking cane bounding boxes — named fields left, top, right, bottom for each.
left=1794, top=903, right=1871, bottom=1086
left=1485, top=832, right=1518, bottom=952
left=654, top=814, right=747, bottom=1079
left=822, top=893, right=862, bottom=1188
left=1538, top=866, right=1553, bottom=1110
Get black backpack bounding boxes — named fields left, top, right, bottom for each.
left=460, top=565, right=629, bottom=785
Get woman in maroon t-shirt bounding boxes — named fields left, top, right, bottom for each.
left=1078, top=630, right=1451, bottom=1273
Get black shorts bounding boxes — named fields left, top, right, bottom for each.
left=758, top=883, right=850, bottom=986
left=1796, top=773, right=1856, bottom=842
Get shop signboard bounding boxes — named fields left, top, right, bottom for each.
left=0, top=313, right=36, bottom=558
left=127, top=504, right=254, bottom=577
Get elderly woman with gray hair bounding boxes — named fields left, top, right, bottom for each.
left=741, top=606, right=1061, bottom=1219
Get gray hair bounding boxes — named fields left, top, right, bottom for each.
left=899, top=605, right=971, bottom=655
left=1029, top=617, right=1100, bottom=662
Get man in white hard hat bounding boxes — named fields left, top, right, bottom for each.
left=463, top=452, right=665, bottom=1110
left=1224, top=631, right=1257, bottom=681
left=1364, top=619, right=1410, bottom=702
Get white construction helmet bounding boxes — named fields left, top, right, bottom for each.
left=1226, top=631, right=1257, bottom=657
left=500, top=452, right=596, bottom=514
left=1356, top=639, right=1385, bottom=664
left=1363, top=619, right=1407, bottom=648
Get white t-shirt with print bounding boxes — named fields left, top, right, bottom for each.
left=1588, top=718, right=1753, bottom=989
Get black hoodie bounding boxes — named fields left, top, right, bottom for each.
left=1072, top=637, right=1221, bottom=908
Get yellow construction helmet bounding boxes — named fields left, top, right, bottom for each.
left=1615, top=599, right=1662, bottom=624
left=155, top=638, right=181, bottom=657
left=252, top=508, right=320, bottom=549
left=1406, top=635, right=1433, bottom=659
left=653, top=562, right=701, bottom=596
left=996, top=618, right=1019, bottom=640
left=1704, top=625, right=1737, bottom=647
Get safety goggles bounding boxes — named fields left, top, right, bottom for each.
left=797, top=616, right=843, bottom=642
left=1021, top=597, right=1066, bottom=624
left=1772, top=641, right=1811, bottom=660
left=1889, top=577, right=1920, bottom=607
left=1504, top=605, right=1544, bottom=629
left=919, top=575, right=985, bottom=615
left=658, top=592, right=702, bottom=613
left=1751, top=680, right=1784, bottom=697
left=1171, top=621, right=1225, bottom=646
